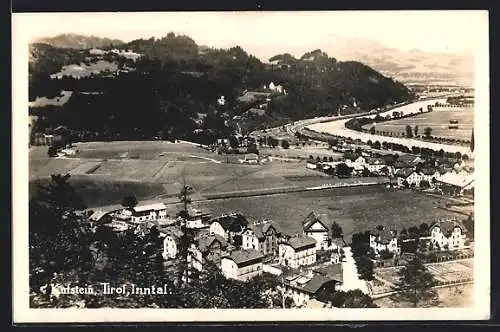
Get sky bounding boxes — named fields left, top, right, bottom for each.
left=14, top=11, right=488, bottom=61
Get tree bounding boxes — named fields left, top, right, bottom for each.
left=369, top=126, right=376, bottom=134
left=414, top=125, right=419, bottom=136
left=29, top=174, right=92, bottom=297
left=280, top=139, right=290, bottom=149
left=121, top=195, right=138, bottom=209
left=392, top=256, right=438, bottom=307
left=379, top=249, right=394, bottom=260
left=424, top=127, right=432, bottom=138
left=48, top=145, right=58, bottom=157
left=327, top=138, right=338, bottom=148
left=176, top=178, right=195, bottom=285
left=419, top=180, right=430, bottom=189
left=405, top=125, right=413, bottom=138
left=317, top=289, right=377, bottom=308
left=246, top=143, right=259, bottom=155
left=356, top=255, right=374, bottom=281
left=372, top=141, right=381, bottom=149
left=331, top=221, right=343, bottom=238
left=335, top=163, right=353, bottom=178
left=470, top=129, right=474, bottom=152
left=228, top=135, right=239, bottom=149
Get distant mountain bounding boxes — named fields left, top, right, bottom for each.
left=33, top=34, right=124, bottom=49
left=263, top=35, right=473, bottom=87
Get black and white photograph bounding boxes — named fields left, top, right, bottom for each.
left=12, top=10, right=490, bottom=322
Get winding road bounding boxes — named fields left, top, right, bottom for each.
left=306, top=99, right=473, bottom=156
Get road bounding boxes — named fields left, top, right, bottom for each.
left=340, top=247, right=369, bottom=294
left=306, top=99, right=473, bottom=156
left=250, top=97, right=472, bottom=156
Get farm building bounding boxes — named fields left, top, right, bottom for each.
left=436, top=172, right=474, bottom=196
left=125, top=203, right=168, bottom=223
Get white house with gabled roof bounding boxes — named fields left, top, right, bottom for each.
left=130, top=203, right=168, bottom=223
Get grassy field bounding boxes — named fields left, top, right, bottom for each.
left=189, top=186, right=465, bottom=239
left=30, top=141, right=467, bottom=234
left=29, top=176, right=166, bottom=207
left=363, top=109, right=473, bottom=140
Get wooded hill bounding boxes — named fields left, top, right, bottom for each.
left=29, top=33, right=414, bottom=145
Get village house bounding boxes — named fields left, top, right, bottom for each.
left=369, top=226, right=399, bottom=255
left=283, top=266, right=343, bottom=307
left=161, top=227, right=184, bottom=260
left=429, top=219, right=467, bottom=250
left=128, top=203, right=168, bottom=223
left=279, top=236, right=317, bottom=268
left=184, top=208, right=211, bottom=230
left=209, top=213, right=248, bottom=244
left=188, top=234, right=228, bottom=272
left=420, top=168, right=441, bottom=185
left=365, top=157, right=388, bottom=174
left=242, top=220, right=283, bottom=256
left=302, top=212, right=330, bottom=250
left=394, top=168, right=422, bottom=187
left=221, top=249, right=265, bottom=281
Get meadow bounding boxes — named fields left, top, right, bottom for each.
left=30, top=140, right=465, bottom=236
left=362, top=109, right=473, bottom=140
left=189, top=186, right=465, bottom=240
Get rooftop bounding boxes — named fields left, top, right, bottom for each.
left=133, top=203, right=167, bottom=213
left=225, top=249, right=264, bottom=266
left=431, top=219, right=466, bottom=237
left=197, top=234, right=228, bottom=252
left=438, top=172, right=474, bottom=188
left=394, top=167, right=415, bottom=178
left=371, top=227, right=397, bottom=245
left=302, top=212, right=329, bottom=231
left=210, top=213, right=248, bottom=232
left=285, top=236, right=317, bottom=250
left=313, top=264, right=344, bottom=283
left=247, top=221, right=282, bottom=239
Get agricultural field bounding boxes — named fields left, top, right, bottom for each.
left=190, top=186, right=465, bottom=240
left=362, top=109, right=473, bottom=140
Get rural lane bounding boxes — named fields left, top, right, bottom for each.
left=340, top=247, right=370, bottom=295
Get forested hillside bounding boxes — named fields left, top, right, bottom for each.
left=29, top=33, right=414, bottom=145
